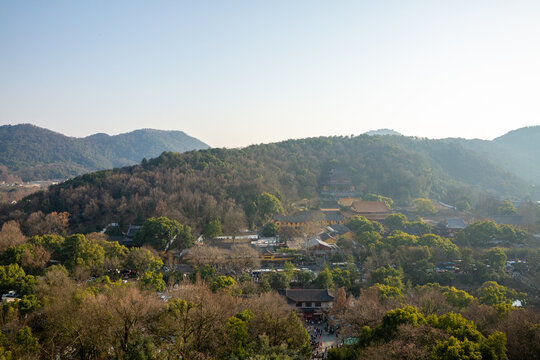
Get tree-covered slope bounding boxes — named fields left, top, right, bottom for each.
left=0, top=124, right=107, bottom=179
left=445, top=126, right=540, bottom=186
left=0, top=124, right=209, bottom=180
left=82, top=128, right=211, bottom=168
left=390, top=137, right=533, bottom=199
left=1, top=135, right=534, bottom=234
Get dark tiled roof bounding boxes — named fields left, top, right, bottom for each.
left=320, top=200, right=340, bottom=210
left=328, top=224, right=352, bottom=235
left=322, top=211, right=345, bottom=221
left=126, top=225, right=142, bottom=238
left=274, top=214, right=310, bottom=223
left=445, top=218, right=466, bottom=229
left=319, top=233, right=334, bottom=242
left=279, top=289, right=334, bottom=302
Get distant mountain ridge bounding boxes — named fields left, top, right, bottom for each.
left=362, top=125, right=540, bottom=186
left=443, top=126, right=540, bottom=186
left=1, top=123, right=538, bottom=187
left=2, top=132, right=536, bottom=234
left=0, top=124, right=209, bottom=181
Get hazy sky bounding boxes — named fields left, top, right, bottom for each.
left=1, top=1, right=539, bottom=148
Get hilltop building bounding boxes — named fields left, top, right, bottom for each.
left=321, top=167, right=358, bottom=197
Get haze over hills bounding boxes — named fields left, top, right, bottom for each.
left=0, top=124, right=209, bottom=181
left=363, top=126, right=540, bottom=186
left=444, top=125, right=540, bottom=186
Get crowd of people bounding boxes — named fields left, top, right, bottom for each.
left=305, top=319, right=338, bottom=359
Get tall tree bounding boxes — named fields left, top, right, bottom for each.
left=257, top=192, right=284, bottom=223
left=60, top=234, right=105, bottom=270
left=486, top=248, right=507, bottom=273
left=135, top=216, right=192, bottom=250
left=0, top=221, right=25, bottom=252
left=203, top=220, right=222, bottom=239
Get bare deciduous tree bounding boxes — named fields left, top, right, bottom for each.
left=0, top=220, right=26, bottom=251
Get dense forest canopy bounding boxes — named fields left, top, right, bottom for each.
left=0, top=134, right=535, bottom=234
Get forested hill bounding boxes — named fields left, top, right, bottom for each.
left=0, top=124, right=209, bottom=181
left=1, top=134, right=535, bottom=234
left=444, top=126, right=540, bottom=185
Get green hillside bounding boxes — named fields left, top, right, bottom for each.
left=1, top=134, right=534, bottom=234
left=445, top=126, right=540, bottom=185
left=0, top=124, right=209, bottom=181
left=82, top=128, right=211, bottom=167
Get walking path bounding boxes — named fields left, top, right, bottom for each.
left=304, top=320, right=339, bottom=359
